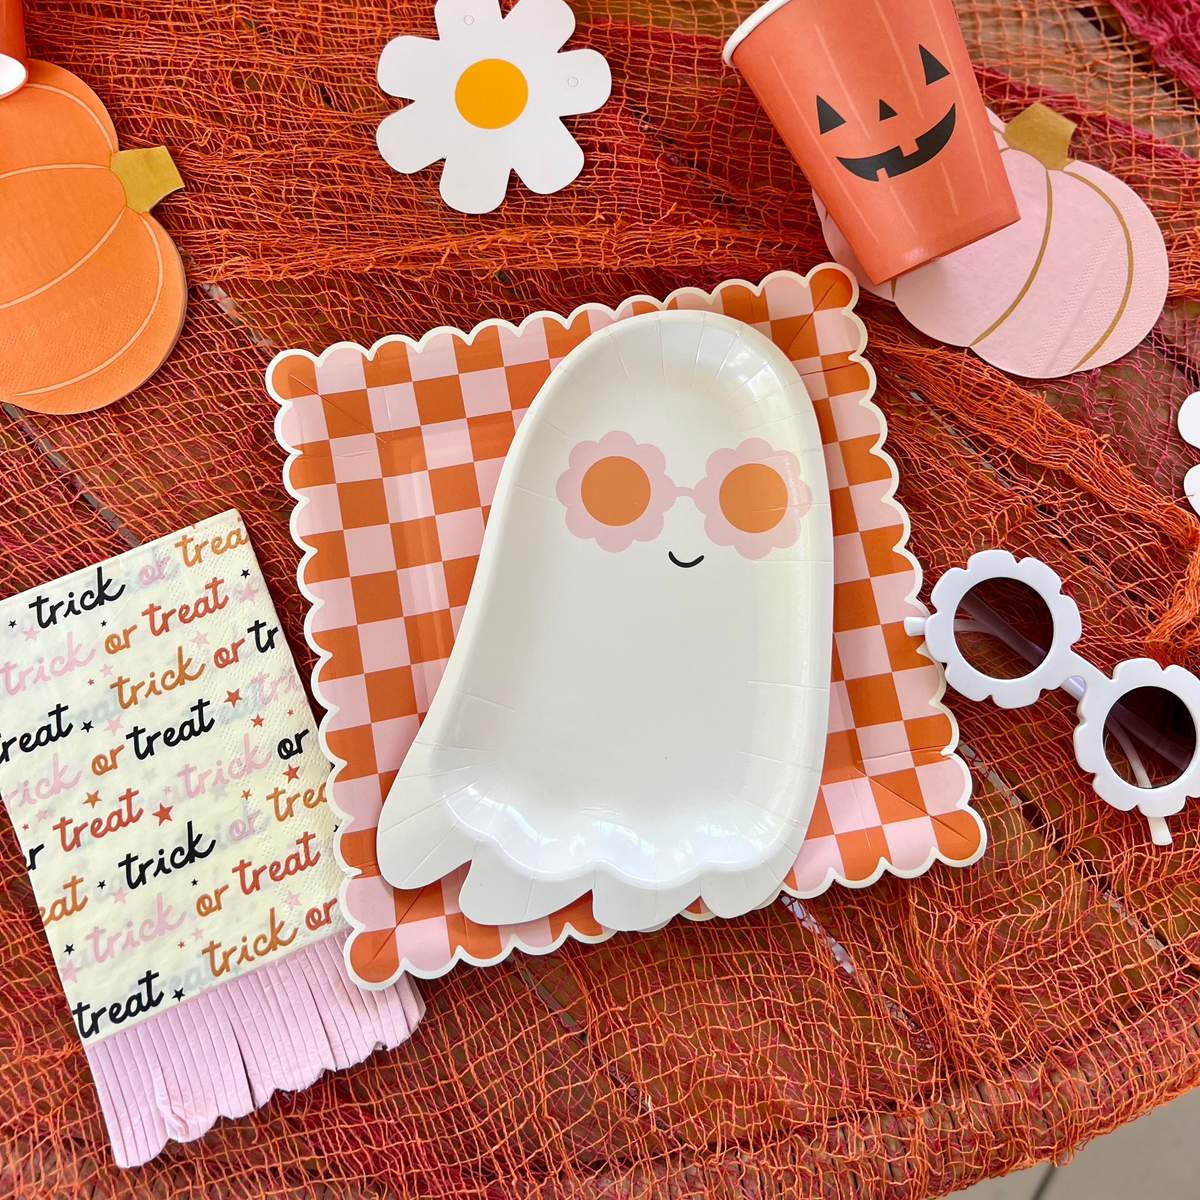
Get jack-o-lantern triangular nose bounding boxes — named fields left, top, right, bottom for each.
left=879, top=99, right=897, bottom=121
left=816, top=95, right=845, bottom=135
left=920, top=45, right=950, bottom=84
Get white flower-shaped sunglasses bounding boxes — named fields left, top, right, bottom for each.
left=909, top=550, right=1200, bottom=847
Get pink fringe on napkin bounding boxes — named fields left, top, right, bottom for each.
left=84, top=930, right=424, bottom=1168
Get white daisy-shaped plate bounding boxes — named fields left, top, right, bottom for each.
left=376, top=0, right=611, bottom=213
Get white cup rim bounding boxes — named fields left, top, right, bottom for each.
left=723, top=0, right=797, bottom=67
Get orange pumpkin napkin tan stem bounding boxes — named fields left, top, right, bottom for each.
left=110, top=146, right=185, bottom=214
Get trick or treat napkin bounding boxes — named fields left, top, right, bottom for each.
left=0, top=510, right=423, bottom=1168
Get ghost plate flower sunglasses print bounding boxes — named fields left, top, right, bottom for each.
left=376, top=0, right=611, bottom=213
left=557, top=432, right=810, bottom=560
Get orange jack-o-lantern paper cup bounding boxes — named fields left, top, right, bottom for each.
left=725, top=0, right=1019, bottom=284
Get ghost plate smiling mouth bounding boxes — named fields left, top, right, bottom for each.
left=669, top=551, right=704, bottom=568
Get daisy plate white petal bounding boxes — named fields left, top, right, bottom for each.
left=498, top=0, right=578, bottom=55
left=377, top=35, right=444, bottom=101
left=511, top=117, right=584, bottom=194
left=376, top=103, right=451, bottom=175
left=435, top=0, right=504, bottom=41
left=543, top=48, right=612, bottom=116
left=440, top=144, right=513, bottom=212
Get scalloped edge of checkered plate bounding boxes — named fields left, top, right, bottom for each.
left=268, top=264, right=984, bottom=987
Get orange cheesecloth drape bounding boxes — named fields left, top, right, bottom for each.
left=5, top=0, right=1200, bottom=1195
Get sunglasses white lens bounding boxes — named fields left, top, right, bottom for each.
left=1102, top=686, right=1197, bottom=789
left=952, top=578, right=1054, bottom=682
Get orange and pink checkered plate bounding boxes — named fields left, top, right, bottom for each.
left=268, top=265, right=985, bottom=988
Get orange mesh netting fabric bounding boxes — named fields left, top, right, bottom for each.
left=5, top=0, right=1200, bottom=1195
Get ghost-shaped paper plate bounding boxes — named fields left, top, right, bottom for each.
left=374, top=309, right=834, bottom=933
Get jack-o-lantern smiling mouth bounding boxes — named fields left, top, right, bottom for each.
left=836, top=104, right=957, bottom=181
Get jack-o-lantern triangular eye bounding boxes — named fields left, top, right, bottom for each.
left=920, top=45, right=950, bottom=84
left=816, top=95, right=845, bottom=135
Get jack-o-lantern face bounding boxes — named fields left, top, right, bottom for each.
left=816, top=46, right=956, bottom=181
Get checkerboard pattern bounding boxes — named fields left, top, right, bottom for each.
left=270, top=266, right=984, bottom=988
